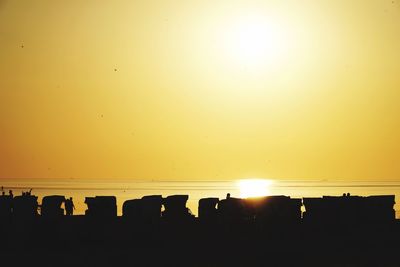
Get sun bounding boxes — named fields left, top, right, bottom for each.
left=237, top=179, right=273, bottom=198
left=221, top=14, right=289, bottom=68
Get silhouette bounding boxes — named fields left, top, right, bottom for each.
left=245, top=195, right=302, bottom=225
left=85, top=196, right=117, bottom=217
left=218, top=195, right=249, bottom=223
left=0, top=194, right=12, bottom=218
left=0, top=192, right=398, bottom=267
left=123, top=195, right=162, bottom=223
left=198, top=197, right=219, bottom=221
left=12, top=193, right=38, bottom=219
left=21, top=189, right=32, bottom=196
left=122, top=198, right=142, bottom=218
left=65, top=197, right=75, bottom=216
left=41, top=195, right=66, bottom=217
left=303, top=194, right=395, bottom=225
left=162, top=195, right=194, bottom=220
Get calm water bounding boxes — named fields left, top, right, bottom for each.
left=1, top=179, right=400, bottom=217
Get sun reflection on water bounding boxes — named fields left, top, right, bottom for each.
left=237, top=179, right=274, bottom=198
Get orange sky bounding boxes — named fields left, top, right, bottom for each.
left=1, top=0, right=400, bottom=182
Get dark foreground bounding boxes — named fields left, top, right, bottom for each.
left=1, top=217, right=399, bottom=267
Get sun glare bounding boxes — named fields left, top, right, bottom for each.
left=237, top=179, right=273, bottom=198
left=222, top=15, right=289, bottom=68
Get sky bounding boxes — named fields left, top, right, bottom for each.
left=1, top=0, right=400, bottom=183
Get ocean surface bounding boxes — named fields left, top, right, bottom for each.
left=1, top=178, right=399, bottom=218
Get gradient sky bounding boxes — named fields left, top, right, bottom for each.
left=1, top=0, right=400, bottom=181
